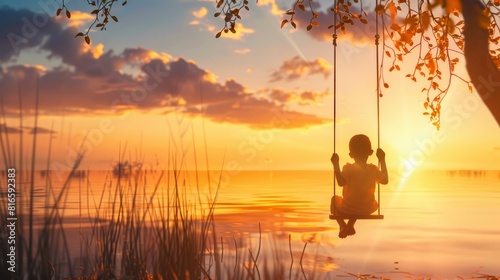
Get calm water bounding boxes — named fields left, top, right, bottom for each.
left=4, top=169, right=500, bottom=278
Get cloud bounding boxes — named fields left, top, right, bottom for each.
left=192, top=7, right=208, bottom=18
left=189, top=6, right=253, bottom=40
left=29, top=126, right=57, bottom=134
left=234, top=48, right=251, bottom=54
left=257, top=0, right=285, bottom=16
left=0, top=6, right=61, bottom=62
left=270, top=56, right=332, bottom=82
left=218, top=23, right=255, bottom=40
left=0, top=6, right=328, bottom=130
left=263, top=88, right=331, bottom=105
left=293, top=2, right=378, bottom=45
left=189, top=7, right=216, bottom=32
left=0, top=123, right=23, bottom=134
left=0, top=123, right=55, bottom=134
left=56, top=10, right=94, bottom=28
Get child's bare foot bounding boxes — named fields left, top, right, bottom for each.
left=337, top=219, right=348, bottom=238
left=338, top=224, right=348, bottom=238
left=346, top=225, right=356, bottom=236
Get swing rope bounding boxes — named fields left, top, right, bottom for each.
left=375, top=0, right=381, bottom=216
left=331, top=0, right=383, bottom=219
left=332, top=0, right=338, bottom=216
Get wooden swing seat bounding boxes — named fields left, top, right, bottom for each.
left=329, top=214, right=384, bottom=220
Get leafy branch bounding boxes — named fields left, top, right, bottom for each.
left=214, top=0, right=251, bottom=38
left=213, top=0, right=500, bottom=129
left=56, top=0, right=126, bottom=45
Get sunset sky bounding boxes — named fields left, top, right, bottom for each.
left=1, top=0, right=499, bottom=174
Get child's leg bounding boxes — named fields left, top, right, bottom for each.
left=346, top=219, right=357, bottom=236
left=336, top=219, right=348, bottom=238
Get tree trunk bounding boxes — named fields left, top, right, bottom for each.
left=461, top=0, right=500, bottom=126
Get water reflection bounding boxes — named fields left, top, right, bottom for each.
left=2, top=169, right=499, bottom=278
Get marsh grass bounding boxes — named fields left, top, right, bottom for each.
left=0, top=83, right=311, bottom=279
left=0, top=150, right=312, bottom=279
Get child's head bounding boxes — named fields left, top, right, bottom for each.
left=349, top=134, right=373, bottom=160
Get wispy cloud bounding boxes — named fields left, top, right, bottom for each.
left=0, top=124, right=56, bottom=134
left=29, top=126, right=57, bottom=134
left=257, top=0, right=285, bottom=16
left=56, top=10, right=94, bottom=28
left=0, top=123, right=23, bottom=134
left=264, top=88, right=331, bottom=105
left=270, top=56, right=332, bottom=82
left=218, top=23, right=255, bottom=40
left=192, top=7, right=208, bottom=18
left=234, top=48, right=251, bottom=54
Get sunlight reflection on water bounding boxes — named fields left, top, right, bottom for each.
left=11, top=168, right=500, bottom=278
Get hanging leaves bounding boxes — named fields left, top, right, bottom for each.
left=62, top=0, right=126, bottom=45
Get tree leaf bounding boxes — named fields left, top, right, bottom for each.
left=75, top=32, right=84, bottom=38
left=375, top=4, right=385, bottom=15
left=298, top=3, right=305, bottom=12
left=66, top=9, right=71, bottom=18
left=56, top=8, right=62, bottom=16
left=291, top=21, right=297, bottom=29
left=281, top=19, right=288, bottom=28
left=387, top=2, right=397, bottom=21
left=85, top=36, right=91, bottom=45
left=111, top=15, right=118, bottom=22
left=446, top=0, right=462, bottom=14
left=421, top=11, right=430, bottom=31
left=215, top=31, right=222, bottom=38
left=427, top=58, right=436, bottom=75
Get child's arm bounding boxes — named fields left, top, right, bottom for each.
left=376, top=148, right=389, bottom=184
left=330, top=153, right=347, bottom=186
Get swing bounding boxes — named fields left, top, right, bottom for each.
left=329, top=0, right=384, bottom=220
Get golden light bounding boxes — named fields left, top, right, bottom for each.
left=192, top=7, right=208, bottom=19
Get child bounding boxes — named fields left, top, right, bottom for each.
left=330, top=134, right=388, bottom=238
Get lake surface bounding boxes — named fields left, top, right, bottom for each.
left=3, top=168, right=500, bottom=279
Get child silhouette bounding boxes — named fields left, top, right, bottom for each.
left=330, top=134, right=388, bottom=238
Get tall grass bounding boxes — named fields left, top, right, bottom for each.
left=0, top=81, right=308, bottom=279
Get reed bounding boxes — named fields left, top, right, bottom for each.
left=0, top=85, right=312, bottom=279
